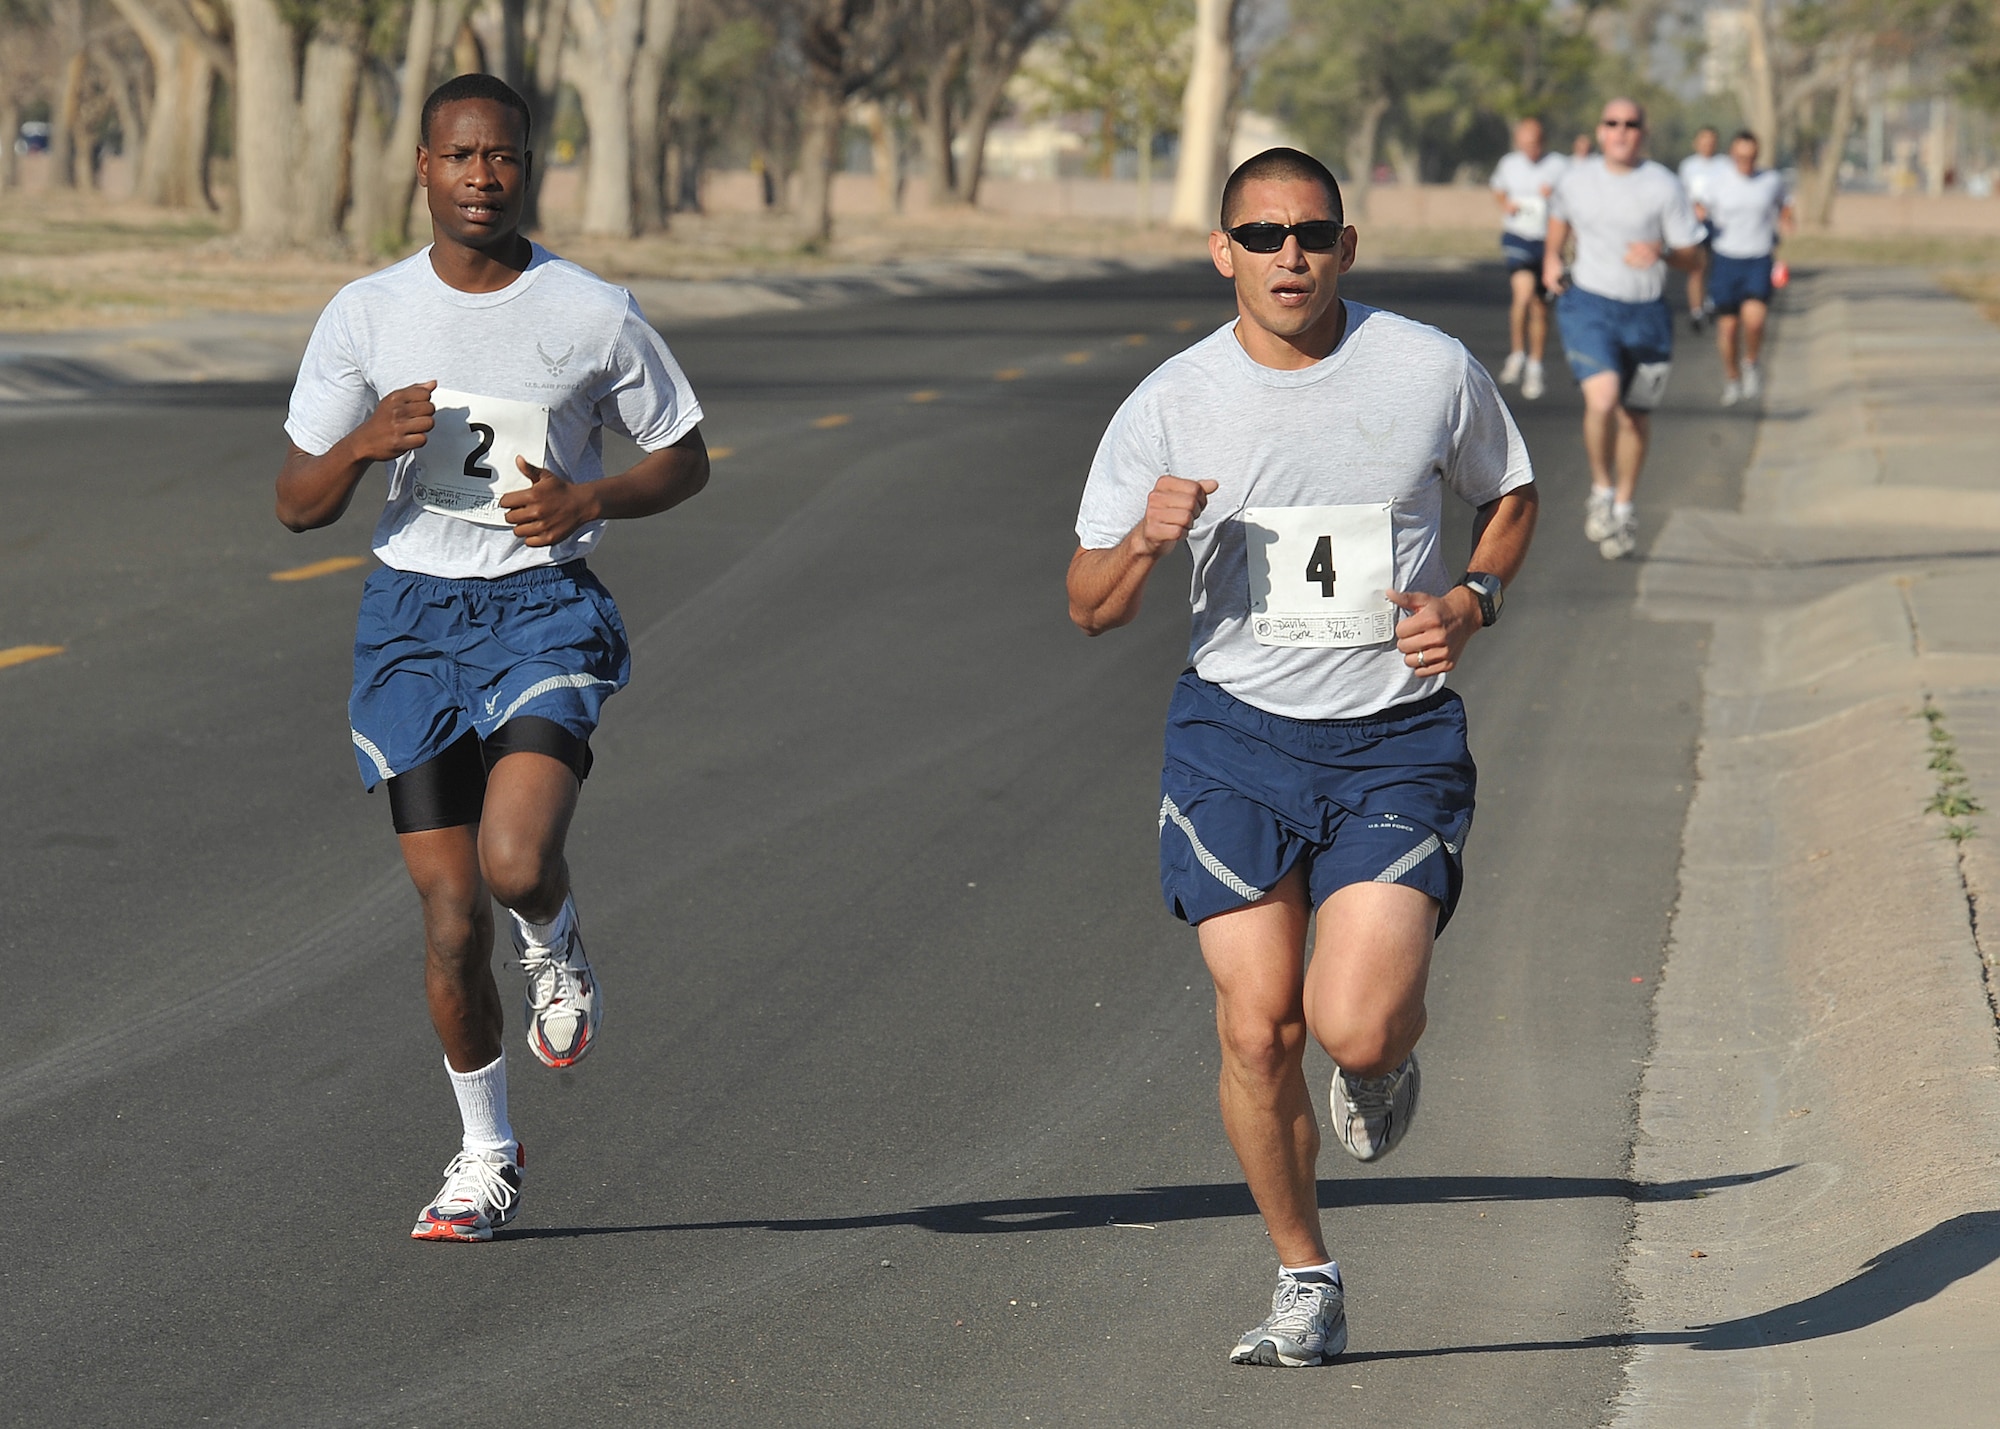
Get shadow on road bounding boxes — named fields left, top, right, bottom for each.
left=1335, top=1208, right=2000, bottom=1363
left=502, top=1166, right=1791, bottom=1242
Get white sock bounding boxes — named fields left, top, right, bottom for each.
left=1525, top=356, right=1542, bottom=368
left=1281, top=1259, right=1341, bottom=1282
left=447, top=1054, right=516, bottom=1153
left=1508, top=348, right=1524, bottom=359
left=1613, top=501, right=1634, bottom=521
left=513, top=894, right=575, bottom=951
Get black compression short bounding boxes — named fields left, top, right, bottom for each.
left=385, top=716, right=593, bottom=834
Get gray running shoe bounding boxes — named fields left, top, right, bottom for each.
left=1521, top=360, right=1546, bottom=401
left=1741, top=363, right=1762, bottom=400
left=517, top=904, right=601, bottom=1069
left=1721, top=378, right=1742, bottom=407
left=1230, top=1270, right=1348, bottom=1367
left=1599, top=510, right=1638, bottom=562
left=1584, top=487, right=1617, bottom=542
left=1329, top=1054, right=1421, bottom=1162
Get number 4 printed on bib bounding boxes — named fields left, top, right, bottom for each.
left=1242, top=503, right=1396, bottom=648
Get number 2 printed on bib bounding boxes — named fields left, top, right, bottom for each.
left=408, top=388, right=551, bottom=527
left=1242, top=503, right=1396, bottom=648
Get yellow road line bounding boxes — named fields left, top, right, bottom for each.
left=271, top=556, right=369, bottom=583
left=0, top=645, right=64, bottom=670
left=1122, top=334, right=1148, bottom=346
left=1063, top=351, right=1093, bottom=365
left=908, top=390, right=940, bottom=403
left=708, top=445, right=736, bottom=459
left=812, top=413, right=852, bottom=429
left=1171, top=319, right=1196, bottom=332
left=994, top=368, right=1025, bottom=381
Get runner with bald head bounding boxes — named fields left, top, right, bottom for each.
left=1543, top=98, right=1704, bottom=560
left=1067, top=146, right=1538, bottom=1367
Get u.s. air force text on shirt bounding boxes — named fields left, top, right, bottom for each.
left=1075, top=303, right=1534, bottom=722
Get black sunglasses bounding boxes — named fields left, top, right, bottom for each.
left=1599, top=117, right=1643, bottom=130
left=1225, top=220, right=1346, bottom=254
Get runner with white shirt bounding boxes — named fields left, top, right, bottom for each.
left=1543, top=98, right=1704, bottom=560
left=275, top=74, right=709, bottom=1242
left=1067, top=147, right=1538, bottom=1368
left=1490, top=117, right=1567, bottom=400
left=1677, top=127, right=1724, bottom=330
left=1705, top=130, right=1795, bottom=406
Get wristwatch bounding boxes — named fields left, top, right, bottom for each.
left=1458, top=572, right=1504, bottom=627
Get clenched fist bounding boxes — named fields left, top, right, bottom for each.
left=1135, top=475, right=1221, bottom=557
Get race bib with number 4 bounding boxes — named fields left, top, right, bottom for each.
left=407, top=388, right=551, bottom=527
left=1242, top=503, right=1397, bottom=648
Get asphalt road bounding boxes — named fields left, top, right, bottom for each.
left=0, top=257, right=1759, bottom=1427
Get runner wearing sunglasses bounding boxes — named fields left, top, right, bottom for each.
left=1542, top=98, right=1704, bottom=560
left=1067, top=146, right=1538, bottom=1367
left=276, top=74, right=709, bottom=1243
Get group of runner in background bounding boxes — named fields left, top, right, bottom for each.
left=1489, top=103, right=1797, bottom=559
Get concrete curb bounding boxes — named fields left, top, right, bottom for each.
left=1616, top=270, right=2000, bottom=1425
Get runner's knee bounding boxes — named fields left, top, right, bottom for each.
left=1312, top=1002, right=1425, bottom=1077
left=1216, top=1006, right=1308, bottom=1084
left=478, top=830, right=561, bottom=911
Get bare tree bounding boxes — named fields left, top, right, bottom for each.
left=953, top=0, right=1058, bottom=203
left=348, top=0, right=470, bottom=251
left=795, top=0, right=906, bottom=241
left=48, top=0, right=89, bottom=187
left=105, top=0, right=229, bottom=208
left=566, top=0, right=643, bottom=234
left=629, top=0, right=681, bottom=229
left=1167, top=0, right=1235, bottom=229
left=897, top=0, right=965, bottom=204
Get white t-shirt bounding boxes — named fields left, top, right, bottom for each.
left=1549, top=158, right=1705, bottom=305
left=1490, top=151, right=1569, bottom=239
left=1678, top=153, right=1727, bottom=208
left=1705, top=166, right=1790, bottom=259
left=286, top=244, right=704, bottom=580
left=1075, top=304, right=1533, bottom=721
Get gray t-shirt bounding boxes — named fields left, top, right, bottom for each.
left=1491, top=151, right=1569, bottom=239
left=1549, top=157, right=1704, bottom=304
left=286, top=244, right=703, bottom=580
left=1706, top=166, right=1790, bottom=258
left=1076, top=303, right=1533, bottom=721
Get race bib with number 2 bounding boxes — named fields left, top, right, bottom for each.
left=407, top=388, right=551, bottom=527
left=1242, top=503, right=1397, bottom=648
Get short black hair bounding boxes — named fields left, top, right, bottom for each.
left=1730, top=129, right=1759, bottom=148
left=1696, top=124, right=1720, bottom=138
left=420, top=73, right=532, bottom=148
left=1220, top=147, right=1344, bottom=228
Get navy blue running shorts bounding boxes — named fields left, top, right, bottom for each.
left=1158, top=671, right=1476, bottom=931
left=348, top=560, right=631, bottom=790
left=1707, top=253, right=1774, bottom=315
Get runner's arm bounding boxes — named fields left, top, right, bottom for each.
left=1387, top=484, right=1539, bottom=675
left=1066, top=475, right=1218, bottom=636
left=501, top=426, right=711, bottom=548
left=276, top=380, right=437, bottom=532
left=1541, top=217, right=1571, bottom=291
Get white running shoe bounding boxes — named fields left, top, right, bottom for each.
left=411, top=1144, right=524, bottom=1242
left=1741, top=363, right=1761, bottom=399
left=517, top=903, right=601, bottom=1069
left=1329, top=1054, right=1421, bottom=1163
left=1721, top=378, right=1742, bottom=407
left=1584, top=487, right=1617, bottom=542
left=1498, top=351, right=1525, bottom=385
left=1521, top=360, right=1546, bottom=400
left=1600, top=510, right=1638, bottom=561
left=1230, top=1270, right=1348, bottom=1367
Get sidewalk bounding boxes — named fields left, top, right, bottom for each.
left=1617, top=269, right=2000, bottom=1425
left=0, top=250, right=1192, bottom=402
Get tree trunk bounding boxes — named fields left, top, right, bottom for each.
left=1383, top=133, right=1419, bottom=187
left=1737, top=0, right=1779, bottom=159
left=1137, top=121, right=1153, bottom=225
left=93, top=42, right=148, bottom=180
left=0, top=95, right=18, bottom=192
left=628, top=0, right=680, bottom=232
left=1342, top=95, right=1388, bottom=222
left=1168, top=0, right=1236, bottom=230
left=231, top=0, right=301, bottom=247
left=516, top=0, right=569, bottom=230
left=911, top=38, right=962, bottom=206
left=50, top=7, right=89, bottom=190
left=1802, top=50, right=1859, bottom=230
left=954, top=58, right=1011, bottom=205
left=565, top=0, right=640, bottom=236
left=292, top=16, right=363, bottom=245
left=347, top=71, right=388, bottom=249
left=859, top=98, right=899, bottom=212
left=796, top=78, right=843, bottom=243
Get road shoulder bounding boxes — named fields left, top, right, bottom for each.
left=1616, top=268, right=2000, bottom=1426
